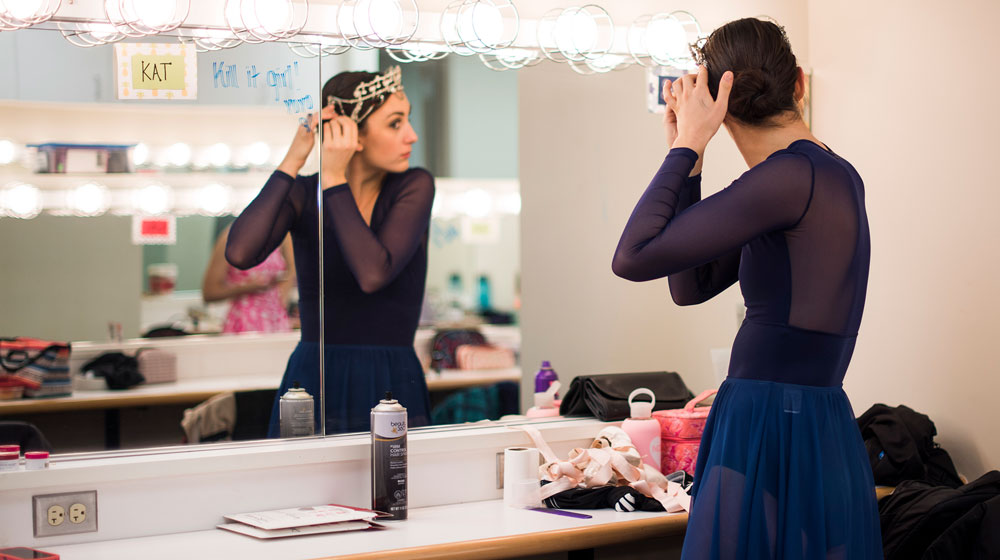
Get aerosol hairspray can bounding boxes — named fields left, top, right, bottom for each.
left=371, top=392, right=407, bottom=520
left=279, top=382, right=315, bottom=438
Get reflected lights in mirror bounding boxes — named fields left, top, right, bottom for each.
left=134, top=183, right=172, bottom=215
left=68, top=182, right=111, bottom=217
left=1, top=182, right=43, bottom=218
left=197, top=182, right=233, bottom=216
left=0, top=139, right=17, bottom=165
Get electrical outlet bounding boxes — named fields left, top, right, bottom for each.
left=33, top=491, right=98, bottom=537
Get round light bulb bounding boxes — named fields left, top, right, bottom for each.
left=165, top=142, right=192, bottom=167
left=469, top=1, right=503, bottom=46
left=556, top=9, right=597, bottom=56
left=3, top=182, right=42, bottom=219
left=135, top=184, right=171, bottom=215
left=0, top=139, right=17, bottom=165
left=69, top=182, right=110, bottom=216
left=206, top=143, right=232, bottom=168
left=132, top=143, right=150, bottom=166
left=254, top=0, right=292, bottom=35
left=364, top=0, right=402, bottom=39
left=198, top=183, right=232, bottom=216
left=244, top=142, right=271, bottom=167
left=461, top=188, right=493, bottom=218
left=6, top=0, right=44, bottom=20
left=647, top=16, right=686, bottom=62
left=132, top=0, right=176, bottom=29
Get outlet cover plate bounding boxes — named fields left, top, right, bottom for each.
left=32, top=490, right=98, bottom=537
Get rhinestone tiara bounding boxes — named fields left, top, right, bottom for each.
left=326, top=66, right=404, bottom=123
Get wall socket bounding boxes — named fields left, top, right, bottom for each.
left=32, top=490, right=98, bottom=538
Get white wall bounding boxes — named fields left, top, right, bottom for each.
left=522, top=0, right=998, bottom=480
left=519, top=1, right=809, bottom=396
left=807, top=0, right=1000, bottom=478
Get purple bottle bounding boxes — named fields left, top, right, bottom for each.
left=535, top=361, right=559, bottom=398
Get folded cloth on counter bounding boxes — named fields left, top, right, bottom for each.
left=559, top=371, right=694, bottom=421
left=542, top=481, right=666, bottom=512
left=81, top=352, right=145, bottom=390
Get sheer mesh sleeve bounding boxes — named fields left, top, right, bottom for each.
left=612, top=148, right=814, bottom=305
left=323, top=169, right=434, bottom=294
left=226, top=170, right=311, bottom=270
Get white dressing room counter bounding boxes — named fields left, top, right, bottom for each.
left=43, top=499, right=687, bottom=560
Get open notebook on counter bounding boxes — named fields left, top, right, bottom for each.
left=218, top=504, right=384, bottom=539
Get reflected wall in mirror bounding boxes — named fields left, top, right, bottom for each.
left=0, top=29, right=325, bottom=452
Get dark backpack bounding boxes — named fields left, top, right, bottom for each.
left=856, top=404, right=962, bottom=488
left=429, top=329, right=486, bottom=370
left=878, top=470, right=1000, bottom=560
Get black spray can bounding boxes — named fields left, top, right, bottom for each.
left=371, top=392, right=407, bottom=520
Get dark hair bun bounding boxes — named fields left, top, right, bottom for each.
left=729, top=68, right=785, bottom=126
left=699, top=18, right=799, bottom=127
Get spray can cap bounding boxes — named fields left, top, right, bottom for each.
left=628, top=388, right=656, bottom=419
left=282, top=383, right=312, bottom=400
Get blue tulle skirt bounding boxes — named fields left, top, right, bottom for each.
left=267, top=342, right=431, bottom=437
left=681, top=377, right=883, bottom=560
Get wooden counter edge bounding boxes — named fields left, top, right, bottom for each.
left=315, top=487, right=894, bottom=560
left=314, top=513, right=689, bottom=560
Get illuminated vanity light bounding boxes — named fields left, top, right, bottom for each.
left=134, top=184, right=173, bottom=215
left=68, top=182, right=111, bottom=217
left=460, top=188, right=493, bottom=219
left=555, top=9, right=599, bottom=57
left=252, top=0, right=293, bottom=36
left=0, top=139, right=17, bottom=165
left=205, top=143, right=232, bottom=168
left=631, top=11, right=702, bottom=68
left=1, top=182, right=42, bottom=219
left=1, top=0, right=59, bottom=26
left=242, top=142, right=271, bottom=167
left=132, top=142, right=150, bottom=166
left=130, top=0, right=187, bottom=31
left=360, top=0, right=403, bottom=40
left=198, top=182, right=233, bottom=216
left=497, top=191, right=520, bottom=215
left=165, top=142, right=193, bottom=167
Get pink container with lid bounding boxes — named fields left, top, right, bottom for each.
left=652, top=389, right=717, bottom=475
left=0, top=444, right=20, bottom=453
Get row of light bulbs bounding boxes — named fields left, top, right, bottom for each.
left=0, top=180, right=522, bottom=219
left=0, top=181, right=249, bottom=218
left=4, top=0, right=703, bottom=74
left=132, top=141, right=280, bottom=169
left=0, top=139, right=283, bottom=170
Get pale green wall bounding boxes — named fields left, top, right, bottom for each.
left=0, top=215, right=142, bottom=341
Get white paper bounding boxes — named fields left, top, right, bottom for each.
left=224, top=505, right=377, bottom=530
left=217, top=520, right=375, bottom=539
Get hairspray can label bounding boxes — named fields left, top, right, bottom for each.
left=371, top=395, right=407, bottom=520
left=279, top=385, right=314, bottom=438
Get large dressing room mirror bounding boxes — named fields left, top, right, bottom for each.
left=0, top=26, right=522, bottom=455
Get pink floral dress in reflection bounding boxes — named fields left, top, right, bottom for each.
left=222, top=249, right=291, bottom=334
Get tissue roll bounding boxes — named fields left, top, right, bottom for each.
left=503, top=447, right=540, bottom=507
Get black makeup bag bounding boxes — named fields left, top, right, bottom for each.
left=559, top=371, right=694, bottom=421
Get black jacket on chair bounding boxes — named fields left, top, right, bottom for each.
left=879, top=470, right=1000, bottom=560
